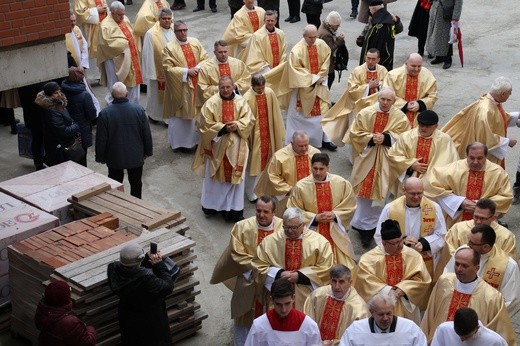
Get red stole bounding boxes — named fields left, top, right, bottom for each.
left=446, top=290, right=471, bottom=321
left=268, top=32, right=280, bottom=67
left=404, top=75, right=419, bottom=127
left=218, top=63, right=232, bottom=77
left=285, top=238, right=303, bottom=271
left=307, top=45, right=321, bottom=116
left=117, top=21, right=143, bottom=84
left=319, top=296, right=345, bottom=340
left=295, top=155, right=310, bottom=181
left=315, top=181, right=334, bottom=251
left=95, top=0, right=107, bottom=22
left=221, top=100, right=235, bottom=182
left=247, top=11, right=260, bottom=32
left=180, top=43, right=198, bottom=104
left=266, top=308, right=306, bottom=331
left=256, top=93, right=271, bottom=170
left=255, top=227, right=274, bottom=317
left=358, top=112, right=389, bottom=199
left=496, top=103, right=508, bottom=169
left=462, top=171, right=484, bottom=220
left=385, top=253, right=403, bottom=286
left=415, top=137, right=432, bottom=164
left=366, top=70, right=378, bottom=95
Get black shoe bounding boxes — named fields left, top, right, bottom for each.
left=125, top=0, right=133, bottom=4
left=193, top=7, right=204, bottom=11
left=349, top=10, right=358, bottom=18
left=210, top=7, right=217, bottom=12
left=289, top=17, right=300, bottom=23
left=322, top=141, right=337, bottom=151
left=140, top=84, right=147, bottom=93
left=148, top=116, right=159, bottom=124
left=442, top=60, right=452, bottom=69
left=284, top=16, right=293, bottom=22
left=430, top=57, right=444, bottom=65
left=497, top=220, right=509, bottom=229
left=427, top=53, right=434, bottom=59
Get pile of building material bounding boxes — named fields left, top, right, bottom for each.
left=68, top=183, right=186, bottom=234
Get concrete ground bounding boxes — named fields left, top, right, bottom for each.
left=0, top=0, right=519, bottom=344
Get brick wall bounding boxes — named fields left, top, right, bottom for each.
left=0, top=0, right=70, bottom=47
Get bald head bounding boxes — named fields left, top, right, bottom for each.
left=405, top=53, right=423, bottom=77
left=403, top=177, right=424, bottom=207
left=303, top=25, right=318, bottom=46
left=378, top=87, right=396, bottom=112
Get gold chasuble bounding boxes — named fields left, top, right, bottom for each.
left=222, top=5, right=265, bottom=58
left=428, top=159, right=512, bottom=227
left=353, top=246, right=431, bottom=324
left=303, top=286, right=369, bottom=345
left=389, top=195, right=436, bottom=277
left=65, top=26, right=85, bottom=67
left=162, top=37, right=208, bottom=119
left=74, top=0, right=108, bottom=58
left=148, top=22, right=171, bottom=103
left=442, top=94, right=512, bottom=166
left=210, top=216, right=283, bottom=327
left=197, top=57, right=250, bottom=103
left=253, top=230, right=333, bottom=311
left=98, top=16, right=142, bottom=87
left=321, top=63, right=388, bottom=146
left=296, top=45, right=322, bottom=116
left=420, top=273, right=516, bottom=345
left=133, top=0, right=170, bottom=51
left=347, top=105, right=410, bottom=201
left=244, top=87, right=285, bottom=176
left=481, top=246, right=510, bottom=289
left=287, top=174, right=357, bottom=270
left=192, top=93, right=254, bottom=183
left=243, top=26, right=287, bottom=75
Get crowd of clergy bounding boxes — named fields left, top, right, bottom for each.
left=67, top=0, right=520, bottom=344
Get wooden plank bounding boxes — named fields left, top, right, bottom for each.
left=107, top=189, right=170, bottom=214
left=142, top=210, right=182, bottom=229
left=71, top=183, right=112, bottom=202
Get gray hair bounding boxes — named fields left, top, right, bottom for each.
left=330, top=264, right=351, bottom=280
left=325, top=11, right=341, bottom=26
left=110, top=1, right=125, bottom=12
left=367, top=292, right=397, bottom=312
left=157, top=7, right=173, bottom=17
left=490, top=76, right=512, bottom=95
left=174, top=20, right=186, bottom=29
left=379, top=86, right=396, bottom=99
left=283, top=207, right=305, bottom=223
left=303, top=24, right=317, bottom=37
left=291, top=130, right=308, bottom=141
left=265, top=9, right=278, bottom=19
left=111, top=82, right=127, bottom=98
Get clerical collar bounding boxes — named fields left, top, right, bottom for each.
left=480, top=251, right=491, bottom=261
left=284, top=232, right=305, bottom=240
left=369, top=316, right=398, bottom=333
left=374, top=103, right=388, bottom=113
left=220, top=92, right=236, bottom=101
left=246, top=6, right=255, bottom=11
left=177, top=39, right=189, bottom=45
left=365, top=64, right=376, bottom=72
left=329, top=287, right=350, bottom=301
left=313, top=174, right=330, bottom=183
left=265, top=26, right=275, bottom=33
left=405, top=204, right=420, bottom=209
left=456, top=276, right=479, bottom=294
left=257, top=219, right=274, bottom=231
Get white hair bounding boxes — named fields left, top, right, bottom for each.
left=325, top=11, right=342, bottom=26
left=379, top=86, right=396, bottom=99
left=111, top=82, right=127, bottom=98
left=283, top=208, right=305, bottom=223
left=490, top=76, right=512, bottom=94
left=110, top=1, right=124, bottom=12
left=367, top=292, right=397, bottom=312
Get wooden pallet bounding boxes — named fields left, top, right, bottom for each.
left=68, top=183, right=187, bottom=234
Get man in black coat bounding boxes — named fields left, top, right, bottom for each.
left=95, top=82, right=153, bottom=198
left=107, top=243, right=174, bottom=346
left=359, top=0, right=402, bottom=71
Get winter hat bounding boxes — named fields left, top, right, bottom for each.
left=380, top=219, right=402, bottom=240
left=417, top=110, right=439, bottom=125
left=368, top=0, right=383, bottom=5
left=45, top=280, right=71, bottom=307
left=67, top=67, right=85, bottom=83
left=43, top=82, right=60, bottom=96
left=120, top=243, right=145, bottom=267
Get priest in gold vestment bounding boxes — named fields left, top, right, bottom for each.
left=97, top=1, right=143, bottom=104
left=281, top=25, right=333, bottom=150
left=442, top=76, right=520, bottom=167
left=254, top=131, right=320, bottom=217
left=420, top=248, right=516, bottom=345
left=428, top=142, right=512, bottom=228
left=133, top=0, right=170, bottom=51
left=347, top=87, right=410, bottom=247
left=252, top=207, right=333, bottom=311
left=353, top=220, right=431, bottom=324
left=388, top=110, right=459, bottom=190
left=244, top=75, right=285, bottom=202
left=222, top=0, right=265, bottom=59
left=74, top=0, right=108, bottom=78
left=287, top=153, right=357, bottom=269
left=303, top=265, right=369, bottom=345
left=197, top=40, right=250, bottom=103
left=192, top=77, right=255, bottom=222
left=321, top=48, right=387, bottom=148
left=163, top=20, right=208, bottom=150
left=242, top=10, right=287, bottom=75
left=210, top=196, right=283, bottom=346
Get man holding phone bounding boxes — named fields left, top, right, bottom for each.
left=107, top=242, right=175, bottom=346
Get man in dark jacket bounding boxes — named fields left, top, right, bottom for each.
left=107, top=242, right=175, bottom=346
left=95, top=81, right=153, bottom=198
left=35, top=280, right=97, bottom=346
left=359, top=0, right=402, bottom=71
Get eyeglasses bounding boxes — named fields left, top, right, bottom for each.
left=383, top=238, right=404, bottom=247
left=283, top=223, right=303, bottom=231
left=467, top=240, right=489, bottom=247
left=175, top=29, right=188, bottom=33
left=473, top=214, right=493, bottom=222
